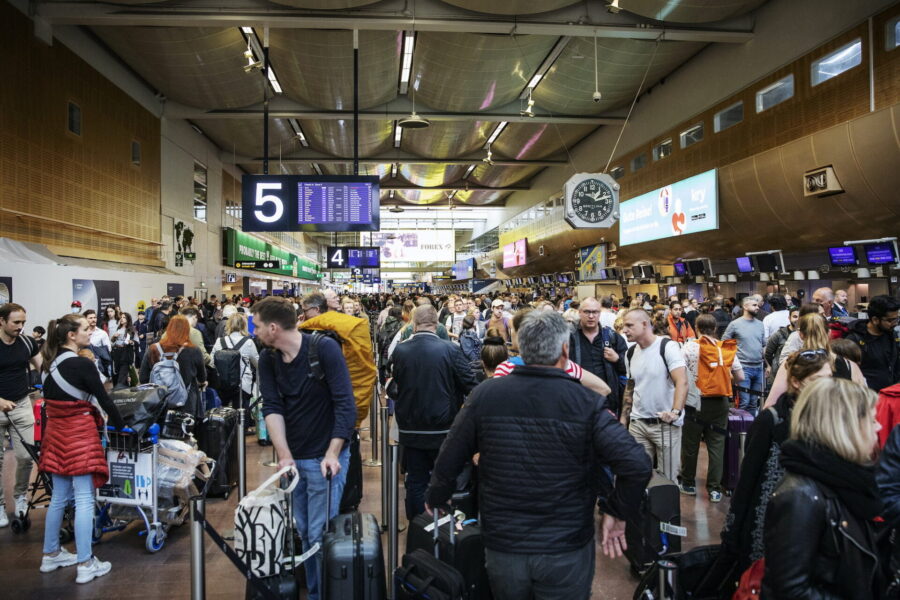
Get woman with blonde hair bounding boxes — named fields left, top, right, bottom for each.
left=210, top=312, right=259, bottom=412
left=762, top=378, right=883, bottom=599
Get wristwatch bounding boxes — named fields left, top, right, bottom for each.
left=671, top=408, right=682, bottom=416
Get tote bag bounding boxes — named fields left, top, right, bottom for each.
left=234, top=465, right=299, bottom=577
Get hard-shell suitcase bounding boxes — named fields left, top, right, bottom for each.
left=625, top=424, right=682, bottom=574
left=321, top=470, right=386, bottom=600
left=406, top=513, right=492, bottom=599
left=723, top=408, right=753, bottom=494
left=198, top=406, right=238, bottom=498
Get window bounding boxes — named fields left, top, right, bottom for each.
left=652, top=139, right=673, bottom=161
left=193, top=162, right=208, bottom=222
left=679, top=123, right=704, bottom=149
left=610, top=166, right=625, bottom=180
left=131, top=141, right=141, bottom=166
left=756, top=74, right=794, bottom=113
left=67, top=102, right=81, bottom=136
left=811, top=39, right=862, bottom=86
left=631, top=153, right=647, bottom=172
left=887, top=16, right=900, bottom=50
left=714, top=101, right=743, bottom=132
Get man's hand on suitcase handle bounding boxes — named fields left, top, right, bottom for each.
left=600, top=514, right=627, bottom=558
left=319, top=437, right=345, bottom=478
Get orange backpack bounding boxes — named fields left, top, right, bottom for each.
left=697, top=336, right=738, bottom=397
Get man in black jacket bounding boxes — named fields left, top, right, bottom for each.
left=426, top=310, right=652, bottom=600
left=569, top=297, right=628, bottom=415
left=391, top=304, right=478, bottom=518
left=846, top=294, right=900, bottom=392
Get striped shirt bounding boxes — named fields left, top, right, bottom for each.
left=494, top=358, right=583, bottom=379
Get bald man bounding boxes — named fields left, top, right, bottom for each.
left=812, top=287, right=835, bottom=318
left=323, top=289, right=341, bottom=312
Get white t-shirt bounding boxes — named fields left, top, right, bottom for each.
left=762, top=310, right=791, bottom=341
left=626, top=337, right=686, bottom=422
left=600, top=310, right=617, bottom=330
left=90, top=328, right=111, bottom=351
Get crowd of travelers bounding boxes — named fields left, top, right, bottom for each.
left=0, top=283, right=899, bottom=598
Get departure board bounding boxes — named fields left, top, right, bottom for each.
left=242, top=175, right=379, bottom=232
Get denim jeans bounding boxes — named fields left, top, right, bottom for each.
left=402, top=446, right=440, bottom=520
left=740, top=365, right=764, bottom=414
left=292, top=447, right=350, bottom=600
left=484, top=540, right=595, bottom=600
left=43, top=473, right=94, bottom=563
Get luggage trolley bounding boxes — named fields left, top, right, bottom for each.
left=93, top=423, right=169, bottom=553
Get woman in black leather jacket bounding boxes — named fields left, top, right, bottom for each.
left=763, top=377, right=884, bottom=599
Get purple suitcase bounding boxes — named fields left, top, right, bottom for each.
left=723, top=408, right=753, bottom=494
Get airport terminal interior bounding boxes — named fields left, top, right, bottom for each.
left=2, top=0, right=900, bottom=598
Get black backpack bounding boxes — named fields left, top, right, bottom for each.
left=301, top=329, right=344, bottom=383
left=214, top=336, right=250, bottom=390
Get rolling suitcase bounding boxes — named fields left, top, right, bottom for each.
left=406, top=512, right=492, bottom=599
left=625, top=423, right=682, bottom=574
left=395, top=511, right=467, bottom=600
left=723, top=408, right=753, bottom=494
left=198, top=406, right=238, bottom=498
left=322, top=472, right=386, bottom=600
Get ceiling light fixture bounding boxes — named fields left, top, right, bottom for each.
left=288, top=118, right=308, bottom=147
left=398, top=112, right=430, bottom=129
left=484, top=122, right=507, bottom=148
left=240, top=28, right=281, bottom=94
left=399, top=31, right=415, bottom=95
left=463, top=164, right=476, bottom=179
left=389, top=190, right=396, bottom=200
left=311, top=163, right=323, bottom=175
left=608, top=0, right=622, bottom=14
left=520, top=89, right=535, bottom=117
left=592, top=32, right=602, bottom=103
left=390, top=163, right=398, bottom=179
left=389, top=204, right=404, bottom=213
left=483, top=145, right=494, bottom=165
left=241, top=26, right=254, bottom=34
left=393, top=122, right=403, bottom=146
left=519, top=36, right=571, bottom=99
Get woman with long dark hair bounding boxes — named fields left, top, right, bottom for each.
left=110, top=312, right=136, bottom=388
left=39, top=314, right=124, bottom=584
left=139, top=315, right=207, bottom=417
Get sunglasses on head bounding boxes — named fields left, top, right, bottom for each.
left=797, top=348, right=828, bottom=361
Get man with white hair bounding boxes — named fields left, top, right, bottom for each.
left=812, top=287, right=835, bottom=319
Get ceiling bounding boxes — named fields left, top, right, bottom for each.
left=41, top=0, right=766, bottom=213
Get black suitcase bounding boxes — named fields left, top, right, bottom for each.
left=625, top=425, right=683, bottom=574
left=395, top=549, right=466, bottom=600
left=322, top=476, right=386, bottom=600
left=406, top=513, right=492, bottom=600
left=198, top=406, right=238, bottom=498
left=161, top=410, right=195, bottom=441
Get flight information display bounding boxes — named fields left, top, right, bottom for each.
left=352, top=267, right=381, bottom=284
left=242, top=175, right=379, bottom=232
left=327, top=247, right=380, bottom=269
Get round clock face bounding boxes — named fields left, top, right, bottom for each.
left=571, top=179, right=614, bottom=223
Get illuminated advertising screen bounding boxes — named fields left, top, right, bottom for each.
left=452, top=258, right=476, bottom=281
left=370, top=230, right=455, bottom=263
left=577, top=244, right=607, bottom=281
left=619, top=169, right=718, bottom=246
left=502, top=238, right=527, bottom=268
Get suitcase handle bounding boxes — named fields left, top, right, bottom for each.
left=432, top=505, right=456, bottom=559
left=324, top=468, right=333, bottom=535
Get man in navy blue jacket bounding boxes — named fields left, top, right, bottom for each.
left=253, top=296, right=356, bottom=600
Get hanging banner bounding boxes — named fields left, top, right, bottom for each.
left=370, top=230, right=454, bottom=263
left=223, top=228, right=320, bottom=280
left=72, top=279, right=120, bottom=315
left=174, top=220, right=196, bottom=262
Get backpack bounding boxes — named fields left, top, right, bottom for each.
left=150, top=343, right=189, bottom=408
left=696, top=337, right=737, bottom=397
left=625, top=337, right=672, bottom=379
left=378, top=318, right=403, bottom=362
left=214, top=335, right=250, bottom=391
left=300, top=330, right=343, bottom=383
left=828, top=316, right=857, bottom=340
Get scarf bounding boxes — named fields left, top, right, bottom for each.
left=780, top=439, right=882, bottom=521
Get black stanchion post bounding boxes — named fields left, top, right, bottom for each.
left=237, top=407, right=247, bottom=498
left=380, top=405, right=389, bottom=532
left=190, top=496, right=206, bottom=600
left=388, top=443, right=400, bottom=597
left=364, top=384, right=381, bottom=467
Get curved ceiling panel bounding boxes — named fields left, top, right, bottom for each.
left=93, top=27, right=265, bottom=109
left=469, top=164, right=542, bottom=188
left=493, top=122, right=595, bottom=160
left=456, top=190, right=510, bottom=205
left=401, top=121, right=494, bottom=159
left=200, top=119, right=296, bottom=158
left=269, top=0, right=381, bottom=8
left=533, top=38, right=704, bottom=114
left=393, top=190, right=448, bottom=205
left=440, top=0, right=580, bottom=15
left=621, top=0, right=767, bottom=23
left=412, top=33, right=557, bottom=112
left=300, top=119, right=393, bottom=157
left=239, top=163, right=317, bottom=176
left=101, top=1, right=167, bottom=4
left=399, top=164, right=467, bottom=187
left=324, top=163, right=392, bottom=179
left=270, top=30, right=400, bottom=110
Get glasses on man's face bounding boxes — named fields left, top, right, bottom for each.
left=797, top=348, right=828, bottom=361
left=302, top=307, right=318, bottom=315
left=581, top=310, right=600, bottom=316
left=877, top=314, right=900, bottom=325
left=492, top=305, right=503, bottom=309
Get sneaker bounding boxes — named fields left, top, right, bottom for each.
left=679, top=483, right=696, bottom=496
left=709, top=491, right=723, bottom=503
left=14, top=495, right=28, bottom=517
left=75, top=557, right=112, bottom=584
left=40, top=548, right=79, bottom=573
left=0, top=511, right=7, bottom=528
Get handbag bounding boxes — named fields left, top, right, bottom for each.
left=732, top=558, right=764, bottom=600
left=234, top=465, right=300, bottom=578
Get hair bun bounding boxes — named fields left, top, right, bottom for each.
left=483, top=336, right=505, bottom=346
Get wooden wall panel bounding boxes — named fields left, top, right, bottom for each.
left=874, top=4, right=900, bottom=107
left=0, top=3, right=162, bottom=265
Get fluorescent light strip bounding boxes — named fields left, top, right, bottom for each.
left=288, top=118, right=308, bottom=147
left=399, top=31, right=416, bottom=95
left=485, top=122, right=507, bottom=148
left=519, top=36, right=571, bottom=99
left=390, top=163, right=398, bottom=178
left=389, top=190, right=395, bottom=199
left=393, top=122, right=402, bottom=148
left=311, top=163, right=323, bottom=175
left=463, top=164, right=476, bottom=179
left=241, top=26, right=254, bottom=34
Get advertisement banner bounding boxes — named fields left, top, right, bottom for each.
left=502, top=239, right=527, bottom=268
left=577, top=244, right=608, bottom=281
left=369, top=230, right=454, bottom=263
left=619, top=169, right=718, bottom=246
left=223, top=228, right=320, bottom=280
left=167, top=283, right=185, bottom=297
left=73, top=279, right=120, bottom=315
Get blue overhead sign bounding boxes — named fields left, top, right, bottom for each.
left=619, top=169, right=719, bottom=246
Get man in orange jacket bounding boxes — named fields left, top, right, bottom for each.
left=667, top=300, right=696, bottom=344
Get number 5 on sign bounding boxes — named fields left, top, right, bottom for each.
left=255, top=183, right=283, bottom=223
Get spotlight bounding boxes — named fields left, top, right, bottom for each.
left=608, top=0, right=622, bottom=14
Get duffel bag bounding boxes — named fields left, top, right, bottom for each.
left=234, top=465, right=299, bottom=578
left=109, top=384, right=167, bottom=437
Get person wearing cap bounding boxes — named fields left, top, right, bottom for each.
left=485, top=300, right=512, bottom=343
left=70, top=301, right=82, bottom=314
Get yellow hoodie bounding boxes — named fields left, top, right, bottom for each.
left=300, top=311, right=376, bottom=427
